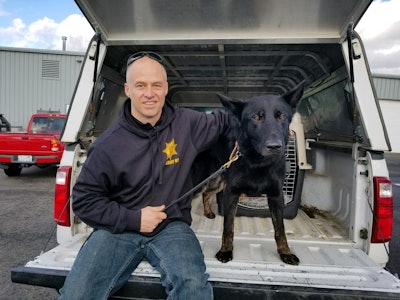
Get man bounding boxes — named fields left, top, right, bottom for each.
left=59, top=52, right=231, bottom=299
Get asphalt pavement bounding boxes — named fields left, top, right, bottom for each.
left=0, top=166, right=59, bottom=300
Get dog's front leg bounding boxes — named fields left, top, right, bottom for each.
left=268, top=195, right=300, bottom=265
left=202, top=178, right=225, bottom=219
left=202, top=190, right=216, bottom=219
left=215, top=192, right=239, bottom=263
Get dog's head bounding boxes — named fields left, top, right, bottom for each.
left=218, top=82, right=304, bottom=159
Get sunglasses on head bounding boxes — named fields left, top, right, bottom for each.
left=126, top=52, right=163, bottom=67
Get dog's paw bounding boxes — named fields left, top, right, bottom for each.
left=280, top=253, right=300, bottom=265
left=204, top=211, right=216, bottom=219
left=215, top=250, right=233, bottom=263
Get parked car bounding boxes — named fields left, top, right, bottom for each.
left=0, top=114, right=11, bottom=132
left=0, top=113, right=66, bottom=176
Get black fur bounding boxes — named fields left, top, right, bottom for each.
left=193, top=82, right=304, bottom=265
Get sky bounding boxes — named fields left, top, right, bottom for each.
left=0, top=0, right=400, bottom=76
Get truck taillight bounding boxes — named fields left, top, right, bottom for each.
left=371, top=176, right=393, bottom=243
left=54, top=166, right=72, bottom=227
left=51, top=138, right=60, bottom=151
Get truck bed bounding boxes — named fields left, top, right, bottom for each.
left=20, top=195, right=400, bottom=296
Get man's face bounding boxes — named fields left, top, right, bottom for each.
left=124, top=56, right=168, bottom=126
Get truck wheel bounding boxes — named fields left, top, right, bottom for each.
left=4, top=164, right=22, bottom=176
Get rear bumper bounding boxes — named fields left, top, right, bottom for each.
left=11, top=266, right=400, bottom=300
left=11, top=266, right=67, bottom=290
left=0, top=154, right=61, bottom=165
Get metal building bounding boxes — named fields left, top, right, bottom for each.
left=373, top=74, right=400, bottom=153
left=0, top=47, right=399, bottom=151
left=0, top=47, right=84, bottom=129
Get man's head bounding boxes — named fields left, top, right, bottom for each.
left=124, top=52, right=168, bottom=126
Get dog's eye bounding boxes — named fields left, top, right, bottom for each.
left=252, top=111, right=264, bottom=122
left=276, top=111, right=286, bottom=121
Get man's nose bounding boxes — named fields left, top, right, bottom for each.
left=144, top=86, right=155, bottom=97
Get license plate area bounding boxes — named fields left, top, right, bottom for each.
left=17, top=155, right=33, bottom=163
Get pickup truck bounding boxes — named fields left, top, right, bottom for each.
left=11, top=0, right=400, bottom=299
left=0, top=114, right=11, bottom=132
left=0, top=113, right=66, bottom=176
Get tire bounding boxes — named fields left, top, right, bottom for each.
left=4, top=164, right=22, bottom=177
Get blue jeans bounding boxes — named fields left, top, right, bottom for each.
left=59, top=221, right=213, bottom=299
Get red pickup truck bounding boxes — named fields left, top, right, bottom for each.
left=0, top=113, right=66, bottom=176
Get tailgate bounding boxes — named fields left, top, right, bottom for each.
left=11, top=238, right=400, bottom=299
left=12, top=200, right=400, bottom=298
left=0, top=134, right=54, bottom=156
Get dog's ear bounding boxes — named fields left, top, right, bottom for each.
left=283, top=81, right=305, bottom=109
left=217, top=93, right=245, bottom=117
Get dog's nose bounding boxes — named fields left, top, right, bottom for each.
left=267, top=143, right=282, bottom=150
left=266, top=140, right=283, bottom=150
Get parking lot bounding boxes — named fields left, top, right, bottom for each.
left=0, top=166, right=59, bottom=300
left=1, top=153, right=399, bottom=299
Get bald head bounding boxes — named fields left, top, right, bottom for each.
left=126, top=56, right=167, bottom=83
left=124, top=56, right=169, bottom=126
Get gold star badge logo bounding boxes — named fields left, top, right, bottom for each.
left=163, top=139, right=180, bottom=165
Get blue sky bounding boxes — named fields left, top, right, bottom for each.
left=0, top=0, right=79, bottom=25
left=1, top=0, right=400, bottom=75
left=0, top=0, right=93, bottom=51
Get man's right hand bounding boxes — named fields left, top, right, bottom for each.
left=140, top=205, right=167, bottom=233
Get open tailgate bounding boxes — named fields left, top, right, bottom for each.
left=12, top=200, right=400, bottom=298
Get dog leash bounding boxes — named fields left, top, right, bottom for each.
left=164, top=142, right=241, bottom=211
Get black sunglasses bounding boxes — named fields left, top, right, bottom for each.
left=126, top=52, right=163, bottom=67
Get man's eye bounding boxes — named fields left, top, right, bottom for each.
left=252, top=114, right=261, bottom=121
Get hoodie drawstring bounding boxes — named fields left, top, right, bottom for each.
left=155, top=130, right=163, bottom=185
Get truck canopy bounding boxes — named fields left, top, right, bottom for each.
left=69, top=0, right=389, bottom=150
left=77, top=0, right=369, bottom=44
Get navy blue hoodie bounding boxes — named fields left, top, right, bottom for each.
left=72, top=99, right=230, bottom=236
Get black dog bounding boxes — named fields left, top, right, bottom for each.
left=192, top=82, right=304, bottom=265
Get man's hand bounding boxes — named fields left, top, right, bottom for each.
left=140, top=205, right=167, bottom=233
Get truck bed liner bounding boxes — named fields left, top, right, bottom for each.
left=192, top=195, right=349, bottom=243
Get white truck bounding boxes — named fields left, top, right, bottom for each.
left=11, top=0, right=400, bottom=298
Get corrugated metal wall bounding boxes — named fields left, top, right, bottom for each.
left=373, top=75, right=400, bottom=101
left=373, top=75, right=400, bottom=153
left=0, top=47, right=399, bottom=151
left=0, top=47, right=84, bottom=129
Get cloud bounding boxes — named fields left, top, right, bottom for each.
left=0, top=13, right=93, bottom=51
left=357, top=0, right=400, bottom=75
left=52, top=14, right=94, bottom=51
left=26, top=17, right=58, bottom=48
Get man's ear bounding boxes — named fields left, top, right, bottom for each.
left=124, top=83, right=130, bottom=98
left=164, top=81, right=169, bottom=97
